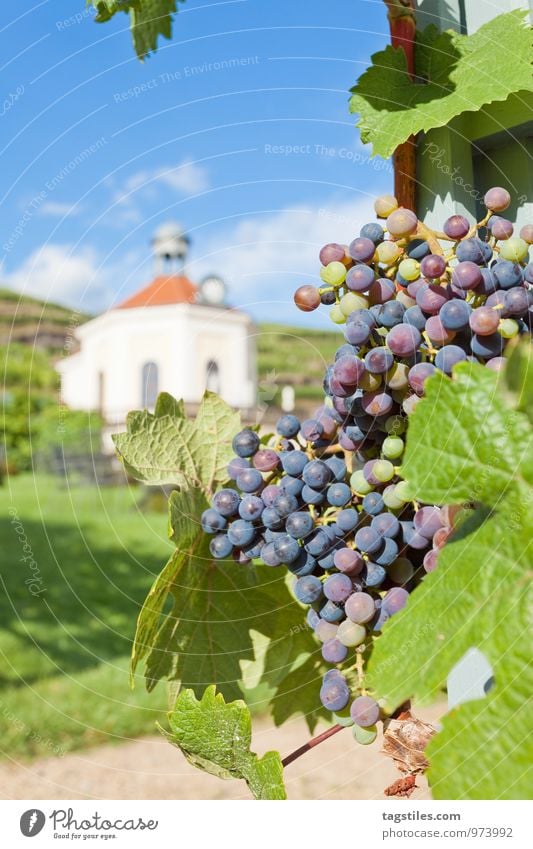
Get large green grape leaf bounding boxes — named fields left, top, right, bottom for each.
left=132, top=485, right=304, bottom=701
left=113, top=391, right=240, bottom=492
left=349, top=10, right=533, bottom=159
left=399, top=361, right=533, bottom=504
left=161, top=686, right=286, bottom=799
left=90, top=1, right=184, bottom=60
left=367, top=350, right=533, bottom=799
left=271, top=652, right=330, bottom=734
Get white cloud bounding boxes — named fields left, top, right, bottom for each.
left=113, top=159, right=210, bottom=207
left=38, top=201, right=83, bottom=217
left=188, top=198, right=376, bottom=322
left=3, top=243, right=145, bottom=312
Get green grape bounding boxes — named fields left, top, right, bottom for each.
left=376, top=240, right=401, bottom=265
left=340, top=292, right=369, bottom=315
left=374, top=194, right=398, bottom=218
left=330, top=303, right=346, bottom=324
left=499, top=237, right=529, bottom=262
left=350, top=469, right=374, bottom=495
left=332, top=708, right=355, bottom=727
left=384, top=362, right=409, bottom=390
left=398, top=258, right=420, bottom=281
left=373, top=459, right=395, bottom=483
left=352, top=723, right=378, bottom=745
left=384, top=415, right=407, bottom=435
left=383, top=485, right=404, bottom=510
left=382, top=435, right=404, bottom=459
left=320, top=260, right=347, bottom=286
left=387, top=556, right=414, bottom=583
left=394, top=480, right=412, bottom=502
left=499, top=318, right=519, bottom=339
left=359, top=371, right=382, bottom=392
left=337, top=619, right=366, bottom=647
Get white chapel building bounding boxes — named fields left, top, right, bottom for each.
left=58, top=223, right=257, bottom=444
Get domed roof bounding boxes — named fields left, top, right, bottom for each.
left=153, top=220, right=187, bottom=240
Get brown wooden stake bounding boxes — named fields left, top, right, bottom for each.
left=384, top=0, right=417, bottom=210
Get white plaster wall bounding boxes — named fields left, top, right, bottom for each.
left=57, top=303, right=257, bottom=421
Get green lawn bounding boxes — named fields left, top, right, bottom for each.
left=0, top=474, right=173, bottom=760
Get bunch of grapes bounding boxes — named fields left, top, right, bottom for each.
left=203, top=188, right=532, bottom=743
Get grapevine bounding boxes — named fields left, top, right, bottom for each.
left=203, top=188, right=533, bottom=754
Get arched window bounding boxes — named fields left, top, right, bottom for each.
left=206, top=360, right=220, bottom=394
left=141, top=362, right=158, bottom=408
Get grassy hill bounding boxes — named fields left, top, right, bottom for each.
left=0, top=287, right=89, bottom=350
left=0, top=289, right=338, bottom=413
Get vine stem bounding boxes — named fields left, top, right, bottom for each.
left=281, top=723, right=345, bottom=768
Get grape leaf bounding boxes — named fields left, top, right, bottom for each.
left=505, top=341, right=533, bottom=425
left=90, top=1, right=184, bottom=61
left=367, top=353, right=533, bottom=799
left=271, top=652, right=330, bottom=733
left=113, top=390, right=240, bottom=492
left=161, top=685, right=286, bottom=799
left=349, top=10, right=533, bottom=159
left=399, top=361, right=533, bottom=505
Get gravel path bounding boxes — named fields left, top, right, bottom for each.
left=0, top=704, right=443, bottom=800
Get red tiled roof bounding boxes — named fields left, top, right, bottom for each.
left=117, top=275, right=197, bottom=309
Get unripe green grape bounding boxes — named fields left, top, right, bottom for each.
left=352, top=723, right=378, bottom=745
left=374, top=194, right=398, bottom=218
left=387, top=556, right=414, bottom=583
left=384, top=362, right=409, bottom=390
left=394, top=480, right=412, bottom=502
left=359, top=371, right=382, bottom=392
left=330, top=303, right=346, bottom=324
left=382, top=435, right=404, bottom=459
left=337, top=619, right=366, bottom=647
left=350, top=469, right=374, bottom=495
left=383, top=484, right=404, bottom=510
left=332, top=708, right=355, bottom=727
left=398, top=258, right=420, bottom=281
left=376, top=240, right=402, bottom=265
left=340, top=292, right=369, bottom=315
left=499, top=237, right=529, bottom=262
left=372, top=459, right=395, bottom=483
left=499, top=318, right=519, bottom=339
left=320, top=260, right=347, bottom=286
left=384, top=415, right=407, bottom=435
left=396, top=289, right=416, bottom=308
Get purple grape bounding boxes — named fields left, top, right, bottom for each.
left=232, top=429, right=260, bottom=457
left=201, top=508, right=227, bottom=534
left=383, top=587, right=409, bottom=615
left=212, top=488, right=241, bottom=517
left=364, top=347, right=394, bottom=374
left=346, top=263, right=375, bottom=292
left=261, top=484, right=280, bottom=507
left=452, top=261, right=483, bottom=290
left=349, top=236, right=376, bottom=263
left=300, top=419, right=324, bottom=442
left=425, top=315, right=456, bottom=346
left=434, top=345, right=468, bottom=373
left=333, top=355, right=365, bottom=386
left=345, top=591, right=375, bottom=624
left=407, top=362, right=436, bottom=394
left=469, top=306, right=500, bottom=336
left=361, top=390, right=393, bottom=417
left=443, top=214, right=470, bottom=240
left=493, top=260, right=524, bottom=289
left=355, top=526, right=382, bottom=554
left=294, top=574, right=323, bottom=604
left=386, top=323, right=422, bottom=356
left=484, top=186, right=511, bottom=212
left=371, top=513, right=400, bottom=538
left=489, top=216, right=514, bottom=240
left=320, top=243, right=345, bottom=265
left=334, top=547, right=364, bottom=574
left=455, top=237, right=485, bottom=264
left=413, top=506, right=443, bottom=539
left=210, top=534, right=234, bottom=559
left=322, top=639, right=348, bottom=664
left=471, top=332, right=504, bottom=359
left=324, top=572, right=353, bottom=602
left=404, top=305, right=427, bottom=331
left=345, top=320, right=371, bottom=345
left=439, top=298, right=472, bottom=330
left=227, top=457, right=249, bottom=479
left=368, top=277, right=395, bottom=304
left=420, top=253, right=447, bottom=278
left=236, top=468, right=264, bottom=493
left=416, top=283, right=451, bottom=314
left=253, top=449, right=280, bottom=472
left=238, top=495, right=264, bottom=521
left=350, top=695, right=380, bottom=727
left=320, top=675, right=350, bottom=711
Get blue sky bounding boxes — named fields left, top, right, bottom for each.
left=1, top=0, right=394, bottom=326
